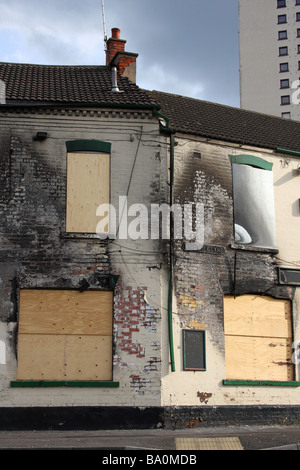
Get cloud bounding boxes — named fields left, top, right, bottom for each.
left=0, top=0, right=240, bottom=106
left=139, top=63, right=205, bottom=99
left=0, top=0, right=104, bottom=64
left=24, top=24, right=102, bottom=64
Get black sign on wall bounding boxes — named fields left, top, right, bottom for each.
left=278, top=268, right=300, bottom=285
left=182, top=330, right=206, bottom=371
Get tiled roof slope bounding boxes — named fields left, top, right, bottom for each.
left=149, top=90, right=300, bottom=153
left=0, top=62, right=158, bottom=108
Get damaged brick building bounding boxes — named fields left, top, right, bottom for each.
left=0, top=29, right=300, bottom=429
left=150, top=91, right=300, bottom=426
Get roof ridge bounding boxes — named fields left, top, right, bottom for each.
left=0, top=62, right=108, bottom=69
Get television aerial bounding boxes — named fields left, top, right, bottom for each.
left=101, top=0, right=108, bottom=51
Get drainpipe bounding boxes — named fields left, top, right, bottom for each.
left=154, top=110, right=176, bottom=371
left=168, top=132, right=176, bottom=372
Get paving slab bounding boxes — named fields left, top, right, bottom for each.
left=175, top=437, right=243, bottom=450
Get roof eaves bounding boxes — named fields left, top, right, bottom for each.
left=0, top=100, right=161, bottom=111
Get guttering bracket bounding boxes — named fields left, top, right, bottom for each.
left=153, top=110, right=170, bottom=130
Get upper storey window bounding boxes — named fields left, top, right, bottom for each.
left=229, top=154, right=276, bottom=250
left=278, top=30, right=288, bottom=40
left=66, top=140, right=111, bottom=234
left=278, top=14, right=287, bottom=23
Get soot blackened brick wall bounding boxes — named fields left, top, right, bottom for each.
left=172, top=139, right=293, bottom=352
left=0, top=131, right=111, bottom=352
left=0, top=108, right=165, bottom=408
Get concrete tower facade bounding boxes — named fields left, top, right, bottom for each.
left=239, top=0, right=300, bottom=120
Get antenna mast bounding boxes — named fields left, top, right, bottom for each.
left=101, top=0, right=107, bottom=50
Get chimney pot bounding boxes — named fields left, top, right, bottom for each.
left=105, top=28, right=126, bottom=66
left=112, top=28, right=121, bottom=39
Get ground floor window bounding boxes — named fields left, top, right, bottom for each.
left=16, top=289, right=113, bottom=381
left=224, top=295, right=294, bottom=381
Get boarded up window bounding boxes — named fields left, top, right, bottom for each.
left=224, top=295, right=294, bottom=381
left=66, top=153, right=110, bottom=233
left=231, top=159, right=276, bottom=249
left=16, top=289, right=113, bottom=381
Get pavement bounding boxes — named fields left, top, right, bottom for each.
left=0, top=424, right=299, bottom=451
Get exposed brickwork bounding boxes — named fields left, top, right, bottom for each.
left=117, top=56, right=137, bottom=75
left=106, top=38, right=126, bottom=65
left=129, top=375, right=151, bottom=394
left=113, top=283, right=161, bottom=395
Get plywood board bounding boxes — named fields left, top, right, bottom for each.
left=65, top=335, right=112, bottom=380
left=19, top=290, right=113, bottom=335
left=17, top=334, right=65, bottom=381
left=225, top=335, right=294, bottom=381
left=66, top=153, right=110, bottom=233
left=17, top=289, right=114, bottom=381
left=224, top=295, right=292, bottom=339
left=17, top=334, right=113, bottom=381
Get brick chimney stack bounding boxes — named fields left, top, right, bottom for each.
left=105, top=28, right=138, bottom=84
left=105, top=28, right=126, bottom=65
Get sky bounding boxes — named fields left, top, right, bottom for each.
left=0, top=0, right=240, bottom=107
